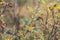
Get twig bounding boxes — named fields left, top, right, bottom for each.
left=48, top=8, right=57, bottom=40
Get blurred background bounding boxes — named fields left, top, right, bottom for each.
left=0, top=0, right=60, bottom=40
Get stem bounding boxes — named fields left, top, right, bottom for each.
left=45, top=10, right=49, bottom=24
left=14, top=0, right=20, bottom=35
left=48, top=9, right=57, bottom=40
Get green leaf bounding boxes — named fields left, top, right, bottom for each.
left=33, top=28, right=40, bottom=32
left=39, top=7, right=46, bottom=13
left=38, top=0, right=46, bottom=4
left=2, top=35, right=6, bottom=40
left=43, top=30, right=49, bottom=34
left=44, top=37, right=48, bottom=40
left=20, top=18, right=30, bottom=24
left=55, top=13, right=60, bottom=17
left=57, top=28, right=60, bottom=32
left=39, top=34, right=44, bottom=40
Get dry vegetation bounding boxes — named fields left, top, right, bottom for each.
left=0, top=0, right=60, bottom=40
